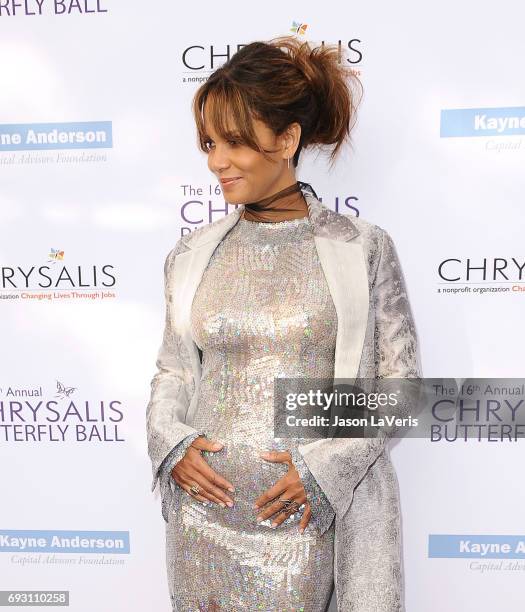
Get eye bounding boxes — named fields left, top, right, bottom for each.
left=203, top=138, right=241, bottom=152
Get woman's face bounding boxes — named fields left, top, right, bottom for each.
left=204, top=108, right=296, bottom=205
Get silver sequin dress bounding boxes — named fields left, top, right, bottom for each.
left=163, top=215, right=338, bottom=611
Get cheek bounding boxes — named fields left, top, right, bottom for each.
left=230, top=151, right=252, bottom=173
left=235, top=151, right=270, bottom=176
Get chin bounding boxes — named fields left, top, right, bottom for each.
left=224, top=198, right=241, bottom=206
left=225, top=195, right=246, bottom=206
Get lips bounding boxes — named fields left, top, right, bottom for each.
left=220, top=177, right=242, bottom=187
left=221, top=176, right=242, bottom=189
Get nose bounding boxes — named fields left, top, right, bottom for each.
left=208, top=143, right=232, bottom=174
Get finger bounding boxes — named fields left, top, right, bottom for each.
left=192, top=453, right=236, bottom=493
left=191, top=436, right=224, bottom=453
left=259, top=450, right=292, bottom=464
left=179, top=478, right=225, bottom=507
left=254, top=475, right=305, bottom=511
left=177, top=478, right=226, bottom=508
left=255, top=498, right=287, bottom=523
left=177, top=443, right=235, bottom=494
left=299, top=503, right=312, bottom=534
left=181, top=470, right=234, bottom=507
left=172, top=473, right=227, bottom=507
left=271, top=503, right=301, bottom=528
left=180, top=482, right=210, bottom=505
left=255, top=487, right=304, bottom=523
left=253, top=475, right=288, bottom=510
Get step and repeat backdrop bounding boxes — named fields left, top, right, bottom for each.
left=1, top=1, right=524, bottom=610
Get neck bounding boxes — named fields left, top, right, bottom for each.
left=241, top=181, right=309, bottom=223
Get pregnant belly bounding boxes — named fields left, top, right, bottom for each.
left=203, top=440, right=290, bottom=501
left=181, top=405, right=302, bottom=533
left=178, top=436, right=301, bottom=532
left=186, top=385, right=303, bottom=528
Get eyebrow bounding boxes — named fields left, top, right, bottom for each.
left=204, top=131, right=242, bottom=141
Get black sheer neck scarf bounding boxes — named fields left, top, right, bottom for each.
left=241, top=181, right=309, bottom=223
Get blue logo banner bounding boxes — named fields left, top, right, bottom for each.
left=0, top=121, right=113, bottom=151
left=0, top=529, right=130, bottom=553
left=440, top=107, right=525, bottom=137
left=429, top=534, right=525, bottom=558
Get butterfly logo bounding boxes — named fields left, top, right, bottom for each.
left=55, top=380, right=76, bottom=398
left=290, top=21, right=308, bottom=36
left=48, top=248, right=64, bottom=263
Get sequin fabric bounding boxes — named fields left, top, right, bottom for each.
left=165, top=215, right=337, bottom=611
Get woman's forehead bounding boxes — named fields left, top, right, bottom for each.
left=203, top=103, right=238, bottom=135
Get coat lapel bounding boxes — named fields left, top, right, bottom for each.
left=171, top=187, right=370, bottom=424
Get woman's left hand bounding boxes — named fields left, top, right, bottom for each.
left=254, top=450, right=312, bottom=533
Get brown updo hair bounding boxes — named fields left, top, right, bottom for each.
left=192, top=35, right=363, bottom=170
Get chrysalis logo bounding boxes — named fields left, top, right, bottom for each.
left=0, top=1, right=108, bottom=17
left=181, top=34, right=363, bottom=72
left=0, top=381, right=126, bottom=443
left=0, top=248, right=118, bottom=302
left=1, top=257, right=116, bottom=290
left=48, top=248, right=65, bottom=263
left=438, top=257, right=525, bottom=282
left=290, top=21, right=308, bottom=36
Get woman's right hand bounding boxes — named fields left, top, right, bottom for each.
left=171, top=436, right=235, bottom=507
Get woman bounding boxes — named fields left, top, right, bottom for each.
left=146, top=36, right=421, bottom=611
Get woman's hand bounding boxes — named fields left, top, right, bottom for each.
left=253, top=450, right=312, bottom=534
left=171, top=437, right=235, bottom=508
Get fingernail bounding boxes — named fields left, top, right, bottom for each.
left=228, top=487, right=235, bottom=493
left=256, top=516, right=263, bottom=523
left=299, top=527, right=304, bottom=534
left=252, top=503, right=259, bottom=509
left=219, top=502, right=226, bottom=508
left=226, top=501, right=233, bottom=507
left=214, top=443, right=223, bottom=449
left=271, top=523, right=277, bottom=529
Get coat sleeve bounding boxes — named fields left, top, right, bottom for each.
left=292, top=228, right=422, bottom=524
left=289, top=446, right=336, bottom=536
left=146, top=240, right=206, bottom=520
left=157, top=430, right=204, bottom=522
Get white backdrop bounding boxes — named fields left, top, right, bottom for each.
left=1, top=1, right=524, bottom=610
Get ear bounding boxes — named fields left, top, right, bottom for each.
left=281, top=122, right=302, bottom=159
